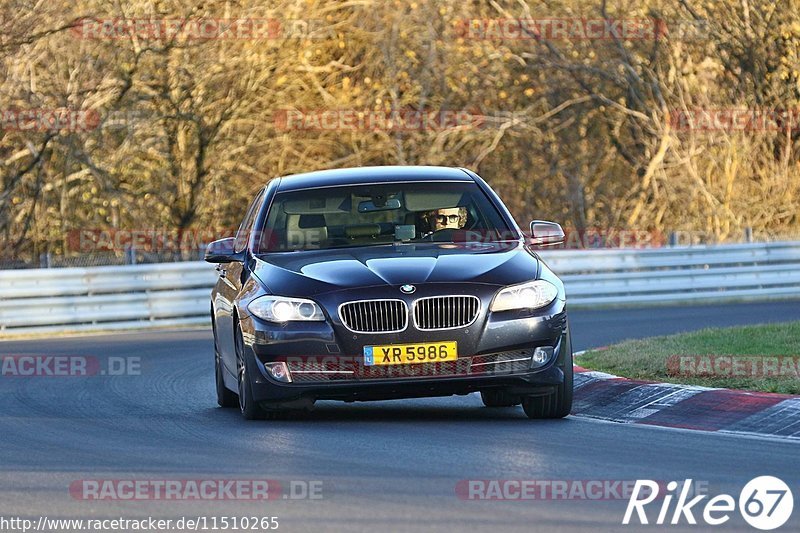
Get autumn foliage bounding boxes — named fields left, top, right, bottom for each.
left=1, top=0, right=799, bottom=260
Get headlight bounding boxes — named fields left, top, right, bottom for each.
left=490, top=280, right=559, bottom=312
left=248, top=296, right=325, bottom=322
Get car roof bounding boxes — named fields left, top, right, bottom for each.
left=274, top=166, right=475, bottom=192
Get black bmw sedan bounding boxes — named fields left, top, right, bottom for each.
left=206, top=166, right=573, bottom=420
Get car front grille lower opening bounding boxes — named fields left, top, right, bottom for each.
left=469, top=349, right=534, bottom=375
left=338, top=299, right=408, bottom=333
left=283, top=348, right=539, bottom=383
left=413, top=295, right=480, bottom=330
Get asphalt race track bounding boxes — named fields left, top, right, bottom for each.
left=2, top=301, right=800, bottom=532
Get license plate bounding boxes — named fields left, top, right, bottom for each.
left=363, top=341, right=458, bottom=366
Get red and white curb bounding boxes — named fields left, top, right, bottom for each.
left=571, top=353, right=800, bottom=440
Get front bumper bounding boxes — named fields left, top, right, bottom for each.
left=238, top=292, right=569, bottom=404
left=252, top=365, right=566, bottom=404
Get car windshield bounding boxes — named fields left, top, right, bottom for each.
left=255, top=181, right=516, bottom=252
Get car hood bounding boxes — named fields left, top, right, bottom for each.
left=253, top=242, right=540, bottom=298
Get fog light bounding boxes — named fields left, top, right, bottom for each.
left=531, top=347, right=554, bottom=368
left=264, top=362, right=292, bottom=383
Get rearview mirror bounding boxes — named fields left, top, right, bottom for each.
left=204, top=237, right=243, bottom=263
left=358, top=198, right=402, bottom=212
left=529, top=221, right=565, bottom=246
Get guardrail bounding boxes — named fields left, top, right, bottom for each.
left=0, top=262, right=216, bottom=336
left=2, top=241, right=799, bottom=336
left=540, top=241, right=800, bottom=306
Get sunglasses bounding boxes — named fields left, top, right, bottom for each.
left=435, top=214, right=461, bottom=224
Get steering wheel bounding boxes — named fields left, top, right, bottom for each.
left=421, top=228, right=458, bottom=242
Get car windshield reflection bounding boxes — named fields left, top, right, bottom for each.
left=256, top=181, right=516, bottom=252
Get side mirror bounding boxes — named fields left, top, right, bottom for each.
left=204, top=237, right=243, bottom=263
left=529, top=221, right=565, bottom=246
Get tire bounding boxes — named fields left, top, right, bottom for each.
left=480, top=390, right=521, bottom=407
left=234, top=324, right=269, bottom=420
left=522, top=325, right=574, bottom=419
left=213, top=314, right=238, bottom=408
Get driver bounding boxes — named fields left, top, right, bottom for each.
left=420, top=206, right=467, bottom=237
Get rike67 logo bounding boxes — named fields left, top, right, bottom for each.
left=624, top=477, right=794, bottom=530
